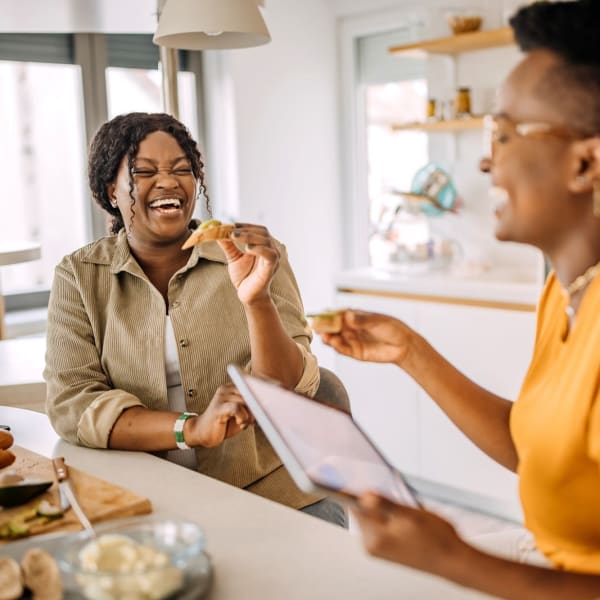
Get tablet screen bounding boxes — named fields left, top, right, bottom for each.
left=234, top=370, right=418, bottom=507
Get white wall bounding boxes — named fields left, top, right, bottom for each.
left=202, top=0, right=542, bottom=369
left=0, top=0, right=156, bottom=33
left=203, top=0, right=342, bottom=367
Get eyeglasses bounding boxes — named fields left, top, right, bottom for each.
left=482, top=113, right=585, bottom=161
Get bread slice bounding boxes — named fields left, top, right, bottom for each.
left=181, top=220, right=235, bottom=250
left=306, top=310, right=345, bottom=334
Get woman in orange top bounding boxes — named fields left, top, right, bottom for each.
left=319, top=0, right=600, bottom=597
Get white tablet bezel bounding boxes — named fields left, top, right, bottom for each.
left=227, top=364, right=419, bottom=507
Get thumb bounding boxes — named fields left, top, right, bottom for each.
left=218, top=239, right=244, bottom=262
left=346, top=310, right=383, bottom=328
left=358, top=492, right=398, bottom=512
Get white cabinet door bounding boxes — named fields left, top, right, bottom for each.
left=415, top=302, right=536, bottom=510
left=334, top=293, right=420, bottom=475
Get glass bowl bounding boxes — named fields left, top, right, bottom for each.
left=55, top=516, right=212, bottom=600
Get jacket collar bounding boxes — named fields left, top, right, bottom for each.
left=81, top=220, right=228, bottom=277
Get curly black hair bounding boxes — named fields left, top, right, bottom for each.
left=88, top=112, right=210, bottom=234
left=510, top=0, right=600, bottom=134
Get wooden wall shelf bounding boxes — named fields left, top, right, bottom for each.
left=389, top=27, right=514, bottom=56
left=391, top=117, right=485, bottom=132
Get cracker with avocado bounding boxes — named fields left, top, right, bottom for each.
left=181, top=219, right=235, bottom=250
left=306, top=310, right=345, bottom=334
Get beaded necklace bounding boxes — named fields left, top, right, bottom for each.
left=562, top=260, right=600, bottom=328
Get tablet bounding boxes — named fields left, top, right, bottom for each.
left=227, top=365, right=419, bottom=507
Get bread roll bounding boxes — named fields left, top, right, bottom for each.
left=0, top=430, right=13, bottom=451
left=0, top=450, right=16, bottom=470
left=0, top=556, right=23, bottom=600
left=21, top=548, right=63, bottom=600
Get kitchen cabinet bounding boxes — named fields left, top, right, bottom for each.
left=334, top=294, right=420, bottom=476
left=334, top=288, right=536, bottom=521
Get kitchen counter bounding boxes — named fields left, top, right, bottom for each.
left=336, top=266, right=543, bottom=309
left=0, top=406, right=494, bottom=600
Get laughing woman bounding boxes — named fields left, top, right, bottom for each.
left=44, top=112, right=345, bottom=527
left=318, top=0, right=600, bottom=595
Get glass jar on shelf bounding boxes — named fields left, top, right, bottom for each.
left=455, top=87, right=472, bottom=117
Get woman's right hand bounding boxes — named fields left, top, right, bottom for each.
left=187, top=384, right=255, bottom=448
left=320, top=310, right=415, bottom=366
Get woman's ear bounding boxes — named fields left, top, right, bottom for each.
left=568, top=138, right=600, bottom=194
left=107, top=183, right=118, bottom=208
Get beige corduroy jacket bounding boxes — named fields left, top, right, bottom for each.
left=44, top=229, right=324, bottom=509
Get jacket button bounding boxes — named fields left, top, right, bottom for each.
left=179, top=339, right=189, bottom=347
left=171, top=301, right=180, bottom=309
left=187, top=388, right=196, bottom=397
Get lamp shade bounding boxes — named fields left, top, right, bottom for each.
left=154, top=0, right=271, bottom=50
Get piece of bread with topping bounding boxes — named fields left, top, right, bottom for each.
left=181, top=219, right=235, bottom=250
left=306, top=310, right=345, bottom=334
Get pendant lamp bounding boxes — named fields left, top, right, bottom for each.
left=153, top=0, right=271, bottom=50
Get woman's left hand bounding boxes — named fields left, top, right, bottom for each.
left=219, top=224, right=280, bottom=305
left=352, top=493, right=466, bottom=575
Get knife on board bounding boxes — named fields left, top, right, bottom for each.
left=52, top=457, right=95, bottom=537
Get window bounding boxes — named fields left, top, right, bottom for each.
left=0, top=34, right=87, bottom=297
left=366, top=80, right=428, bottom=226
left=0, top=33, right=204, bottom=306
left=105, top=35, right=199, bottom=139
left=356, top=30, right=428, bottom=267
left=0, top=60, right=88, bottom=295
left=106, top=69, right=198, bottom=140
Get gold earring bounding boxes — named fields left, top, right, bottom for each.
left=594, top=181, right=600, bottom=218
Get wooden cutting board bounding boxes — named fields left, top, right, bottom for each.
left=0, top=446, right=152, bottom=542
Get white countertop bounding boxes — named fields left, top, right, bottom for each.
left=336, top=266, right=543, bottom=306
left=0, top=337, right=45, bottom=385
left=0, top=406, right=493, bottom=600
left=0, top=243, right=41, bottom=266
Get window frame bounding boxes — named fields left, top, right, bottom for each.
left=0, top=33, right=205, bottom=311
left=338, top=7, right=429, bottom=269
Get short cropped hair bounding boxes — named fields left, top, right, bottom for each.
left=510, top=0, right=600, bottom=134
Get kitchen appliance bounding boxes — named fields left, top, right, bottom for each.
left=369, top=163, right=462, bottom=273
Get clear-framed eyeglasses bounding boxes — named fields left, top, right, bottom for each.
left=482, top=113, right=585, bottom=165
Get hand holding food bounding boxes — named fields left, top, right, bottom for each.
left=306, top=310, right=346, bottom=334
left=181, top=219, right=235, bottom=249
left=218, top=223, right=281, bottom=305
left=319, top=310, right=415, bottom=366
